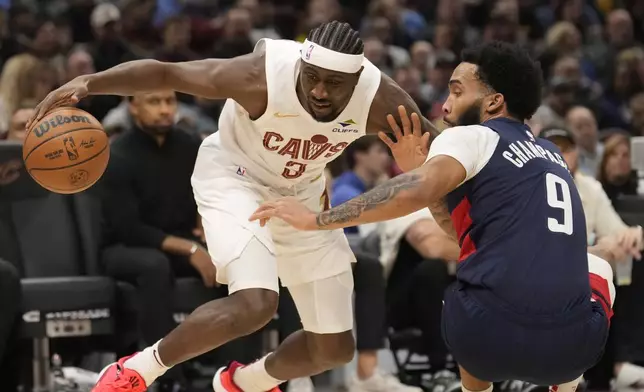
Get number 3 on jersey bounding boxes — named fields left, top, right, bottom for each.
left=545, top=173, right=573, bottom=235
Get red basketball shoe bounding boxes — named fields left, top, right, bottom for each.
left=92, top=354, right=147, bottom=392
left=213, top=361, right=281, bottom=392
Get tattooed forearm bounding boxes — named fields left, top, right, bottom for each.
left=428, top=199, right=458, bottom=241
left=316, top=172, right=425, bottom=228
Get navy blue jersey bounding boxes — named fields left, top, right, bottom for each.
left=446, top=118, right=590, bottom=317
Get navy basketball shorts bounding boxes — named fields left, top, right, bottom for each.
left=441, top=282, right=610, bottom=386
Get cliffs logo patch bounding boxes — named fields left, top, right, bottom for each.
left=333, top=119, right=358, bottom=133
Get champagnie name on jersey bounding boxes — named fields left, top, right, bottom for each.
left=502, top=139, right=568, bottom=170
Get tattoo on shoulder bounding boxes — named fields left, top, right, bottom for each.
left=316, top=173, right=424, bottom=227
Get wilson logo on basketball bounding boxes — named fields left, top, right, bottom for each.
left=33, top=115, right=93, bottom=138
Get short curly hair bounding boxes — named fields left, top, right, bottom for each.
left=461, top=41, right=543, bottom=121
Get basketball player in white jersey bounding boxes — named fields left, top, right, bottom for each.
left=29, top=21, right=436, bottom=392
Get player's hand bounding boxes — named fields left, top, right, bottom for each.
left=249, top=197, right=318, bottom=230
left=189, top=246, right=219, bottom=288
left=379, top=105, right=431, bottom=173
left=616, top=226, right=643, bottom=259
left=26, top=77, right=89, bottom=130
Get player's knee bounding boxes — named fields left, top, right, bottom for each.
left=307, top=330, right=355, bottom=368
left=230, top=288, right=278, bottom=333
left=588, top=253, right=616, bottom=306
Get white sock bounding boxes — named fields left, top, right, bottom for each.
left=615, top=363, right=644, bottom=389
left=550, top=375, right=583, bottom=392
left=233, top=354, right=283, bottom=392
left=462, top=384, right=493, bottom=392
left=123, top=340, right=170, bottom=386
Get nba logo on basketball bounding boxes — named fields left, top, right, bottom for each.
left=305, top=45, right=314, bottom=60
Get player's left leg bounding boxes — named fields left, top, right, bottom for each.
left=231, top=270, right=355, bottom=392
left=545, top=254, right=616, bottom=392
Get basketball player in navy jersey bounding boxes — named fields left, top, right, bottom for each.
left=252, top=41, right=616, bottom=392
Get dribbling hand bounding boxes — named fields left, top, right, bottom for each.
left=249, top=197, right=318, bottom=230
left=26, top=78, right=89, bottom=130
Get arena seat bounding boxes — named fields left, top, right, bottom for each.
left=0, top=141, right=117, bottom=390
left=614, top=195, right=644, bottom=227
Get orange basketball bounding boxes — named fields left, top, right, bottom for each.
left=23, top=107, right=109, bottom=194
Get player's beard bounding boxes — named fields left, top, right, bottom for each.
left=456, top=98, right=483, bottom=126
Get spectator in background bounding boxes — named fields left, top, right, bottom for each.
left=361, top=16, right=410, bottom=68
left=65, top=45, right=120, bottom=121
left=409, top=40, right=432, bottom=78
left=155, top=14, right=198, bottom=62
left=237, top=0, right=281, bottom=44
left=100, top=90, right=218, bottom=392
left=629, top=92, right=644, bottom=136
left=422, top=50, right=457, bottom=119
left=598, top=47, right=644, bottom=129
left=541, top=127, right=642, bottom=253
left=89, top=2, right=134, bottom=72
left=0, top=53, right=56, bottom=134
left=364, top=36, right=394, bottom=76
left=531, top=77, right=577, bottom=129
left=394, top=66, right=430, bottom=117
left=566, top=106, right=604, bottom=177
left=551, top=56, right=602, bottom=108
left=379, top=209, right=461, bottom=388
left=598, top=133, right=641, bottom=201
left=332, top=136, right=390, bottom=236
left=4, top=101, right=35, bottom=142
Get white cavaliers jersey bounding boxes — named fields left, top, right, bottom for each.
left=206, top=38, right=381, bottom=188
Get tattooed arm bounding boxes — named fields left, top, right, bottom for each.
left=249, top=155, right=466, bottom=231
left=427, top=199, right=458, bottom=241
left=315, top=155, right=465, bottom=230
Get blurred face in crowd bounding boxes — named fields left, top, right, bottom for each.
left=607, top=10, right=633, bottom=49
left=33, top=21, right=59, bottom=57
left=552, top=56, right=582, bottom=83
left=7, top=108, right=34, bottom=142
left=355, top=141, right=391, bottom=178
left=410, top=41, right=433, bottom=72
left=164, top=17, right=191, bottom=49
left=129, top=91, right=177, bottom=135
left=370, top=17, right=392, bottom=45
left=565, top=106, right=598, bottom=152
left=551, top=137, right=579, bottom=174
left=434, top=24, right=456, bottom=51
left=436, top=0, right=464, bottom=23
left=427, top=62, right=454, bottom=91
left=605, top=140, right=632, bottom=182
left=630, top=93, right=644, bottom=136
left=442, top=62, right=494, bottom=126
left=308, top=0, right=341, bottom=25
left=394, top=67, right=422, bottom=97
left=363, top=38, right=386, bottom=65
left=95, top=21, right=121, bottom=42
left=224, top=8, right=252, bottom=38
left=298, top=61, right=361, bottom=121
left=67, top=50, right=96, bottom=81
left=560, top=0, right=583, bottom=23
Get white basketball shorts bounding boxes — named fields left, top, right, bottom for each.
left=190, top=138, right=356, bottom=333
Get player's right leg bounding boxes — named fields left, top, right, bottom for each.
left=92, top=148, right=281, bottom=391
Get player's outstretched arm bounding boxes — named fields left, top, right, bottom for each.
left=28, top=51, right=266, bottom=128
left=249, top=154, right=466, bottom=231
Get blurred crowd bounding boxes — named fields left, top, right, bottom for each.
left=0, top=0, right=643, bottom=391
